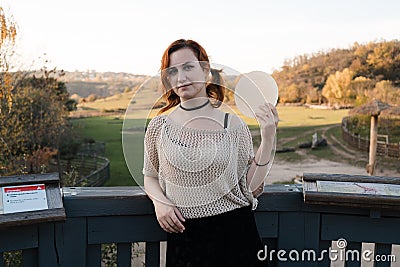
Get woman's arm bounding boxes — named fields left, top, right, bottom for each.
left=246, top=137, right=274, bottom=195
left=143, top=116, right=185, bottom=233
left=144, top=176, right=186, bottom=233
left=246, top=102, right=279, bottom=195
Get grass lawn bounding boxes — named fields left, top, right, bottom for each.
left=71, top=116, right=147, bottom=186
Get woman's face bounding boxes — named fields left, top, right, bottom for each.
left=167, top=48, right=209, bottom=101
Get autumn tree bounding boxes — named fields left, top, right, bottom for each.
left=0, top=6, right=17, bottom=110
left=372, top=80, right=400, bottom=106
left=351, top=76, right=375, bottom=106
left=279, top=83, right=301, bottom=103
left=1, top=7, right=74, bottom=175
left=322, top=68, right=355, bottom=107
left=0, top=6, right=19, bottom=174
left=367, top=41, right=400, bottom=82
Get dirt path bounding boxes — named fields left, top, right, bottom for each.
left=266, top=158, right=399, bottom=184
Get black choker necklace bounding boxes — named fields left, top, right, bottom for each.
left=179, top=99, right=210, bottom=111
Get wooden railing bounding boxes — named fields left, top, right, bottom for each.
left=1, top=181, right=400, bottom=266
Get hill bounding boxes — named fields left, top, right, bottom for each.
left=60, top=71, right=149, bottom=98
left=272, top=39, right=400, bottom=107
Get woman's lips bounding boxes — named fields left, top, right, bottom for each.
left=177, top=83, right=192, bottom=89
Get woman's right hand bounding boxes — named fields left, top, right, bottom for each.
left=154, top=201, right=186, bottom=233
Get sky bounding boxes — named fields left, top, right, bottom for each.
left=2, top=0, right=400, bottom=75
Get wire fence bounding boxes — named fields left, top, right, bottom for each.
left=341, top=117, right=400, bottom=159
left=78, top=142, right=106, bottom=157
left=58, top=155, right=110, bottom=187
left=75, top=155, right=110, bottom=186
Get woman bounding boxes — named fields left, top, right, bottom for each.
left=143, top=39, right=278, bottom=266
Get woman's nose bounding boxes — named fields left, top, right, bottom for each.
left=177, top=70, right=186, bottom=83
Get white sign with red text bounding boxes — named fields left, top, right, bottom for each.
left=1, top=184, right=48, bottom=214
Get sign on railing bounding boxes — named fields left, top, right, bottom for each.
left=0, top=172, right=65, bottom=227
left=303, top=173, right=400, bottom=210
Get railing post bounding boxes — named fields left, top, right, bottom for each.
left=145, top=242, right=160, bottom=267
left=87, top=244, right=101, bottom=267
left=22, top=249, right=37, bottom=267
left=55, top=218, right=88, bottom=267
left=117, top=243, right=132, bottom=267
left=38, top=224, right=58, bottom=267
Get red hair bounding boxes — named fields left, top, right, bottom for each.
left=158, top=39, right=224, bottom=114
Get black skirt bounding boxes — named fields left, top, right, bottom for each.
left=166, top=205, right=267, bottom=267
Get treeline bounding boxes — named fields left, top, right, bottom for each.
left=61, top=72, right=148, bottom=98
left=272, top=40, right=400, bottom=107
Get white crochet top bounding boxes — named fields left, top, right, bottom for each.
left=143, top=114, right=257, bottom=219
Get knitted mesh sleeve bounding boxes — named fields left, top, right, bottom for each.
left=142, top=116, right=165, bottom=178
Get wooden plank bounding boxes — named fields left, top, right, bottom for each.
left=38, top=224, right=58, bottom=267
left=317, top=240, right=331, bottom=267
left=0, top=225, right=38, bottom=252
left=303, top=173, right=400, bottom=185
left=260, top=238, right=276, bottom=266
left=303, top=181, right=317, bottom=192
left=0, top=208, right=66, bottom=227
left=375, top=243, right=392, bottom=267
left=54, top=218, right=87, bottom=267
left=87, top=215, right=166, bottom=244
left=63, top=193, right=155, bottom=217
left=302, top=202, right=400, bottom=217
left=62, top=186, right=400, bottom=217
left=390, top=245, right=400, bottom=267
left=46, top=185, right=63, bottom=209
left=257, top=188, right=305, bottom=212
left=304, top=191, right=400, bottom=210
left=304, top=200, right=400, bottom=211
left=277, top=212, right=306, bottom=267
left=87, top=244, right=101, bottom=267
left=344, top=242, right=361, bottom=267
left=330, top=240, right=345, bottom=267
left=62, top=186, right=146, bottom=198
left=145, top=242, right=160, bottom=267
left=361, top=243, right=375, bottom=267
left=321, top=214, right=400, bottom=244
left=254, top=212, right=278, bottom=238
left=117, top=243, right=131, bottom=267
left=22, top=248, right=38, bottom=267
left=303, top=213, right=320, bottom=267
left=305, top=190, right=400, bottom=204
left=0, top=173, right=60, bottom=186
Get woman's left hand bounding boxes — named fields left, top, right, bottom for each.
left=255, top=102, right=279, bottom=141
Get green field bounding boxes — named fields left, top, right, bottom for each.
left=72, top=106, right=350, bottom=186
left=71, top=116, right=147, bottom=186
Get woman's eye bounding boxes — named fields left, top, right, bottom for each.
left=167, top=68, right=177, bottom=76
left=183, top=65, right=194, bottom=71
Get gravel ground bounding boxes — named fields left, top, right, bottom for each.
left=266, top=158, right=400, bottom=184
